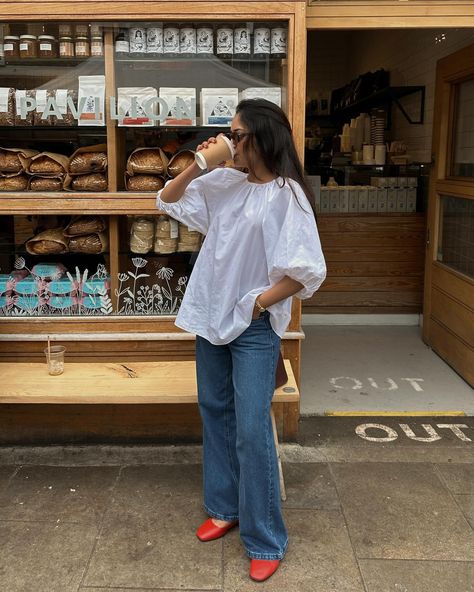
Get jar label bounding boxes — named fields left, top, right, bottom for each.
left=4, top=43, right=14, bottom=51
left=180, top=28, right=196, bottom=54
left=234, top=27, right=250, bottom=54
left=163, top=27, right=179, bottom=53
left=115, top=40, right=129, bottom=52
left=253, top=28, right=270, bottom=54
left=170, top=219, right=179, bottom=239
left=216, top=28, right=233, bottom=54
left=40, top=43, right=52, bottom=51
left=91, top=43, right=103, bottom=56
left=146, top=27, right=163, bottom=52
left=19, top=43, right=29, bottom=51
left=130, top=28, right=147, bottom=53
left=196, top=28, right=213, bottom=53
left=76, top=45, right=88, bottom=56
left=271, top=28, right=287, bottom=54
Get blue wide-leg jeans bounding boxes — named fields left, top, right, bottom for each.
left=195, top=311, right=288, bottom=560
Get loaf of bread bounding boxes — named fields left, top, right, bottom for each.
left=68, top=231, right=108, bottom=254
left=25, top=228, right=69, bottom=255
left=29, top=154, right=66, bottom=174
left=127, top=148, right=167, bottom=174
left=126, top=174, right=165, bottom=192
left=0, top=150, right=22, bottom=172
left=29, top=177, right=63, bottom=191
left=0, top=175, right=29, bottom=191
left=69, top=151, right=107, bottom=173
left=64, top=215, right=107, bottom=236
left=71, top=173, right=108, bottom=191
left=167, top=150, right=195, bottom=178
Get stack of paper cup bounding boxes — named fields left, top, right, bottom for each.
left=362, top=144, right=375, bottom=165
left=375, top=144, right=386, bottom=165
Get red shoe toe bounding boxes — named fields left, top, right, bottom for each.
left=196, top=518, right=238, bottom=542
left=249, top=559, right=280, bottom=581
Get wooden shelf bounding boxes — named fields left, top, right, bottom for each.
left=0, top=192, right=159, bottom=214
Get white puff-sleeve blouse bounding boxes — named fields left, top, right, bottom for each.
left=156, top=167, right=326, bottom=346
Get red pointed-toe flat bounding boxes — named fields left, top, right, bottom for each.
left=196, top=518, right=238, bottom=542
left=249, top=559, right=281, bottom=582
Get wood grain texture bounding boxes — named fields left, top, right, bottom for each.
left=0, top=359, right=299, bottom=403
left=303, top=214, right=425, bottom=314
left=306, top=2, right=474, bottom=29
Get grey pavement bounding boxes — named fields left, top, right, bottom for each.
left=0, top=415, right=473, bottom=592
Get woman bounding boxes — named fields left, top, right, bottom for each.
left=156, top=99, right=326, bottom=581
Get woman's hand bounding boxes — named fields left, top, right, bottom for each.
left=196, top=136, right=227, bottom=169
left=251, top=304, right=261, bottom=320
left=196, top=136, right=218, bottom=152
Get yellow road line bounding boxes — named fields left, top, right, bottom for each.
left=324, top=410, right=466, bottom=417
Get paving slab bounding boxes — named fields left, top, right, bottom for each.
left=0, top=466, right=119, bottom=525
left=359, top=558, right=474, bottom=592
left=0, top=466, right=17, bottom=491
left=0, top=520, right=97, bottom=592
left=223, top=509, right=365, bottom=592
left=281, top=462, right=340, bottom=510
left=455, top=495, right=474, bottom=529
left=436, top=463, right=474, bottom=494
left=331, top=462, right=474, bottom=560
left=83, top=464, right=221, bottom=590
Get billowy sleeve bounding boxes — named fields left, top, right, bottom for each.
left=156, top=174, right=210, bottom=235
left=263, top=181, right=326, bottom=299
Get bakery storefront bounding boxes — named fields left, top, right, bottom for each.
left=0, top=3, right=307, bottom=443
left=0, top=1, right=473, bottom=443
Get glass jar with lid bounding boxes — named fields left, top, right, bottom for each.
left=253, top=24, right=270, bottom=59
left=196, top=24, right=214, bottom=55
left=4, top=36, right=20, bottom=58
left=90, top=36, right=103, bottom=57
left=19, top=35, right=38, bottom=58
left=163, top=23, right=180, bottom=57
left=234, top=24, right=251, bottom=59
left=38, top=35, right=58, bottom=58
left=75, top=36, right=90, bottom=57
left=216, top=25, right=233, bottom=59
left=270, top=26, right=287, bottom=58
left=179, top=25, right=196, bottom=57
left=59, top=36, right=74, bottom=58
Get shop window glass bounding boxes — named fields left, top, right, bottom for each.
left=437, top=195, right=474, bottom=279
left=453, top=78, right=474, bottom=178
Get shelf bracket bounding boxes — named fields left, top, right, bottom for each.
left=390, top=86, right=425, bottom=125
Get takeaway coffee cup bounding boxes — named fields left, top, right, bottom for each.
left=195, top=134, right=235, bottom=170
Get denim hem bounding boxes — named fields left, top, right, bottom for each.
left=245, top=538, right=288, bottom=560
left=204, top=504, right=239, bottom=522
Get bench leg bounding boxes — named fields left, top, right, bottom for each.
left=270, top=405, right=287, bottom=502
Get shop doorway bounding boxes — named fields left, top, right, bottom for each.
left=423, top=43, right=474, bottom=387
left=302, top=29, right=474, bottom=415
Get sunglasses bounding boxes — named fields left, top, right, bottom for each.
left=224, top=131, right=251, bottom=144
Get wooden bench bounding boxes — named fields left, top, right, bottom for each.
left=0, top=359, right=299, bottom=500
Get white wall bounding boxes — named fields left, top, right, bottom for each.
left=307, top=28, right=474, bottom=162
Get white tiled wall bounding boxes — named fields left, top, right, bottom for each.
left=307, top=29, right=474, bottom=162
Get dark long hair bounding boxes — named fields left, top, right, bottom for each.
left=235, top=98, right=316, bottom=216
